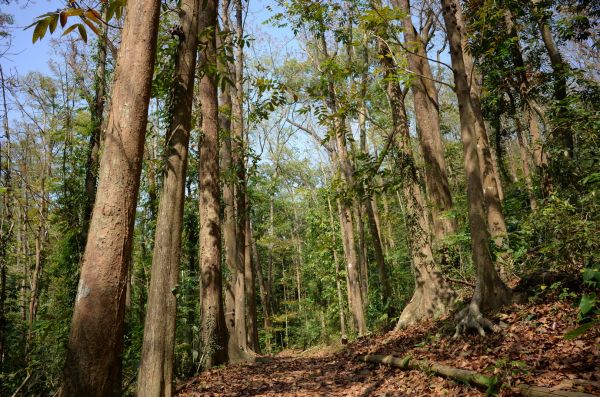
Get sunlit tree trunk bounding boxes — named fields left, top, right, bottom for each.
left=28, top=221, right=46, bottom=347
left=137, top=0, right=200, bottom=394
left=354, top=205, right=368, bottom=304
left=515, top=117, right=537, bottom=211
left=373, top=24, right=454, bottom=328
left=381, top=193, right=396, bottom=253
left=217, top=8, right=244, bottom=361
left=229, top=0, right=248, bottom=354
left=83, top=5, right=109, bottom=227
left=359, top=128, right=392, bottom=316
left=318, top=33, right=367, bottom=336
left=392, top=0, right=457, bottom=241
left=441, top=0, right=511, bottom=334
left=503, top=8, right=552, bottom=195
left=250, top=221, right=271, bottom=352
left=60, top=0, right=161, bottom=393
left=327, top=197, right=347, bottom=339
left=267, top=193, right=275, bottom=337
left=530, top=0, right=573, bottom=158
left=199, top=0, right=229, bottom=369
left=245, top=215, right=259, bottom=352
left=454, top=3, right=508, bottom=248
left=0, top=64, right=12, bottom=370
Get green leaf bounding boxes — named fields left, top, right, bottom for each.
left=48, top=14, right=58, bottom=33
left=564, top=320, right=598, bottom=340
left=77, top=23, right=87, bottom=42
left=32, top=18, right=49, bottom=43
left=579, top=294, right=596, bottom=317
left=582, top=267, right=600, bottom=285
left=61, top=23, right=79, bottom=37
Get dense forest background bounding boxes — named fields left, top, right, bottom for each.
left=0, top=0, right=598, bottom=395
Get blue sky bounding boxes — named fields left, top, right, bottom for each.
left=0, top=0, right=294, bottom=78
left=1, top=0, right=63, bottom=76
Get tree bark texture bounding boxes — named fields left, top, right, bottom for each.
left=515, top=116, right=538, bottom=211
left=245, top=215, right=260, bottom=352
left=60, top=0, right=161, bottom=394
left=530, top=0, right=574, bottom=157
left=392, top=0, right=457, bottom=241
left=375, top=33, right=455, bottom=329
left=327, top=197, right=348, bottom=339
left=199, top=0, right=228, bottom=369
left=454, top=2, right=508, bottom=247
left=250, top=220, right=272, bottom=352
left=137, top=0, right=200, bottom=394
left=230, top=0, right=248, bottom=354
left=502, top=9, right=552, bottom=195
left=0, top=63, right=12, bottom=371
left=83, top=5, right=109, bottom=227
left=318, top=33, right=367, bottom=336
left=441, top=0, right=511, bottom=332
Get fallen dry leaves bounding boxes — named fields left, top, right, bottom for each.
left=177, top=300, right=599, bottom=396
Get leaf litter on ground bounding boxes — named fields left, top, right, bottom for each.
left=177, top=299, right=600, bottom=396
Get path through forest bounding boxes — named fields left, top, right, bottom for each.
left=176, top=348, right=480, bottom=396
left=177, top=300, right=600, bottom=396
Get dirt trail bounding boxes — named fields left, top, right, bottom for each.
left=177, top=301, right=600, bottom=396
left=176, top=350, right=478, bottom=396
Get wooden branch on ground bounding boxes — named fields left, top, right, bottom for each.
left=358, top=355, right=598, bottom=397
left=11, top=372, right=32, bottom=397
left=445, top=277, right=475, bottom=288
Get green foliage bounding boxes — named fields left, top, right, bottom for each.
left=565, top=263, right=600, bottom=339
left=28, top=6, right=109, bottom=44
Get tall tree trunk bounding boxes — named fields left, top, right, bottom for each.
left=441, top=0, right=511, bottom=335
left=267, top=194, right=275, bottom=327
left=357, top=47, right=382, bottom=297
left=0, top=64, right=12, bottom=370
left=530, top=0, right=573, bottom=157
left=137, top=0, right=200, bottom=393
left=199, top=0, right=228, bottom=369
left=454, top=3, right=508, bottom=247
left=372, top=24, right=454, bottom=328
left=83, top=5, right=109, bottom=227
left=27, top=226, right=44, bottom=345
left=327, top=197, right=347, bottom=339
left=230, top=0, right=248, bottom=354
left=392, top=0, right=457, bottom=241
left=337, top=200, right=365, bottom=334
left=354, top=205, right=368, bottom=304
left=220, top=93, right=242, bottom=361
left=318, top=33, right=366, bottom=336
left=245, top=215, right=259, bottom=352
left=365, top=198, right=393, bottom=318
left=218, top=9, right=243, bottom=361
left=381, top=193, right=396, bottom=253
left=250, top=221, right=271, bottom=352
left=371, top=197, right=386, bottom=253
left=60, top=0, right=161, bottom=394
left=503, top=8, right=552, bottom=194
left=515, top=117, right=537, bottom=211
left=291, top=198, right=302, bottom=307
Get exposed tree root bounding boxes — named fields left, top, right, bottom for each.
left=228, top=345, right=260, bottom=364
left=453, top=301, right=499, bottom=337
left=358, top=354, right=598, bottom=397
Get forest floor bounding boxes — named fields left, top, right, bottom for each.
left=177, top=298, right=600, bottom=396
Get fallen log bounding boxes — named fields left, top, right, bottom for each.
left=358, top=354, right=598, bottom=397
